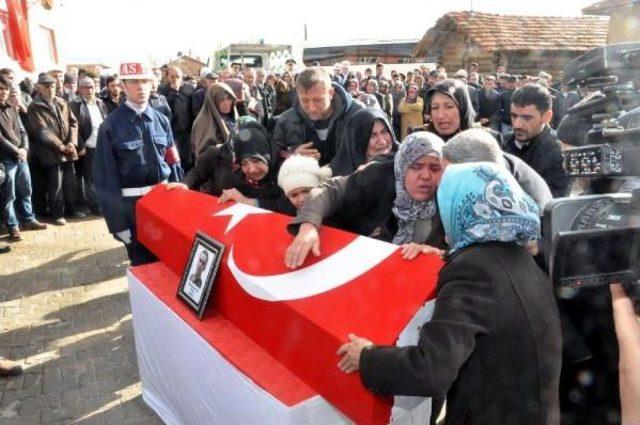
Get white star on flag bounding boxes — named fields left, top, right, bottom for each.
left=213, top=203, right=272, bottom=234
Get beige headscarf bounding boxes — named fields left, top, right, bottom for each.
left=191, top=83, right=238, bottom=158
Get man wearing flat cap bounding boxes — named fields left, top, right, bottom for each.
left=27, top=73, right=81, bottom=225
left=62, top=73, right=80, bottom=103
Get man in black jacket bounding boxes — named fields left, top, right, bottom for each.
left=503, top=84, right=569, bottom=198
left=477, top=75, right=502, bottom=131
left=69, top=77, right=109, bottom=215
left=165, top=66, right=194, bottom=172
left=498, top=74, right=517, bottom=136
left=101, top=75, right=125, bottom=115
left=0, top=75, right=47, bottom=241
left=272, top=67, right=362, bottom=166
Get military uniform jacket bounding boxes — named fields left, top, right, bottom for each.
left=93, top=103, right=182, bottom=234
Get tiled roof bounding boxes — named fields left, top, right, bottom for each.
left=415, top=11, right=609, bottom=54
left=583, top=0, right=635, bottom=15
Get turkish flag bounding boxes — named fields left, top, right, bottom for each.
left=136, top=186, right=442, bottom=424
left=6, top=0, right=34, bottom=72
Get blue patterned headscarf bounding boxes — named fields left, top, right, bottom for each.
left=437, top=162, right=541, bottom=252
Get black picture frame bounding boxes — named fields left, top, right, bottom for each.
left=177, top=231, right=225, bottom=319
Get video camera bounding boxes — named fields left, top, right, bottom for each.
left=542, top=42, right=640, bottom=304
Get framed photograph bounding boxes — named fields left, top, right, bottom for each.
left=177, top=231, right=225, bottom=319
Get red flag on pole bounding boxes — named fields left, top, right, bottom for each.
left=6, top=0, right=34, bottom=72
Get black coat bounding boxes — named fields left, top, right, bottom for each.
left=503, top=126, right=569, bottom=198
left=184, top=143, right=295, bottom=216
left=477, top=88, right=502, bottom=130
left=291, top=154, right=447, bottom=247
left=149, top=93, right=172, bottom=121
left=165, top=84, right=194, bottom=133
left=272, top=83, right=363, bottom=166
left=499, top=89, right=515, bottom=125
left=0, top=104, right=28, bottom=161
left=360, top=242, right=562, bottom=425
left=69, top=97, right=109, bottom=151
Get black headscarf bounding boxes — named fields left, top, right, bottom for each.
left=425, top=78, right=476, bottom=140
left=329, top=108, right=399, bottom=176
left=231, top=121, right=279, bottom=183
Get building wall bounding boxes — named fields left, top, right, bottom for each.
left=429, top=32, right=587, bottom=78
left=505, top=50, right=583, bottom=79
left=166, top=57, right=205, bottom=77
left=607, top=4, right=640, bottom=43
left=0, top=0, right=62, bottom=76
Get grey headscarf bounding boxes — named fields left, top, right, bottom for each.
left=392, top=131, right=445, bottom=245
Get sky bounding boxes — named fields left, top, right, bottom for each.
left=56, top=0, right=598, bottom=67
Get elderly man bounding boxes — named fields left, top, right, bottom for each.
left=0, top=75, right=47, bottom=241
left=47, top=69, right=64, bottom=98
left=62, top=73, right=79, bottom=103
left=272, top=67, right=362, bottom=166
left=93, top=62, right=183, bottom=266
left=165, top=66, right=194, bottom=171
left=69, top=77, right=109, bottom=215
left=27, top=73, right=81, bottom=225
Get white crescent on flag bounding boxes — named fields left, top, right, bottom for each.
left=214, top=202, right=398, bottom=302
left=227, top=237, right=398, bottom=302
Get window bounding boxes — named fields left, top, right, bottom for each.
left=0, top=11, right=14, bottom=58
left=39, top=25, right=58, bottom=64
left=357, top=56, right=378, bottom=64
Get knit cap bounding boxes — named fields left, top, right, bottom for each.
left=277, top=155, right=331, bottom=195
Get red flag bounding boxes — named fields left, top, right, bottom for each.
left=6, top=0, right=34, bottom=72
left=136, top=188, right=442, bottom=424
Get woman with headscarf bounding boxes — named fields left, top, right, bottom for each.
left=337, top=162, right=562, bottom=425
left=191, top=82, right=237, bottom=159
left=168, top=121, right=295, bottom=215
left=422, top=78, right=476, bottom=142
left=397, top=84, right=424, bottom=140
left=272, top=72, right=295, bottom=116
left=284, top=132, right=447, bottom=268
left=329, top=108, right=398, bottom=176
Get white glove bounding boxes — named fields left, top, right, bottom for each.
left=115, top=229, right=132, bottom=245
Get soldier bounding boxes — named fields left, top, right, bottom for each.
left=93, top=62, right=183, bottom=266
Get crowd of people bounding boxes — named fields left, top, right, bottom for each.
left=0, top=57, right=638, bottom=424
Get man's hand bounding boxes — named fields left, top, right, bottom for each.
left=115, top=229, right=132, bottom=245
left=293, top=142, right=321, bottom=160
left=217, top=188, right=257, bottom=206
left=17, top=148, right=27, bottom=162
left=400, top=243, right=445, bottom=260
left=165, top=182, right=188, bottom=191
left=58, top=144, right=67, bottom=154
left=78, top=148, right=86, bottom=157
left=284, top=222, right=321, bottom=269
left=480, top=118, right=490, bottom=125
left=337, top=333, right=373, bottom=374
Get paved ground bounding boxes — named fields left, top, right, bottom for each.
left=0, top=216, right=163, bottom=424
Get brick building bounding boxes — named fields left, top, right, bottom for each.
left=164, top=55, right=207, bottom=77
left=413, top=11, right=609, bottom=78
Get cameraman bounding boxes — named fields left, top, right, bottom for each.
left=611, top=284, right=640, bottom=424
